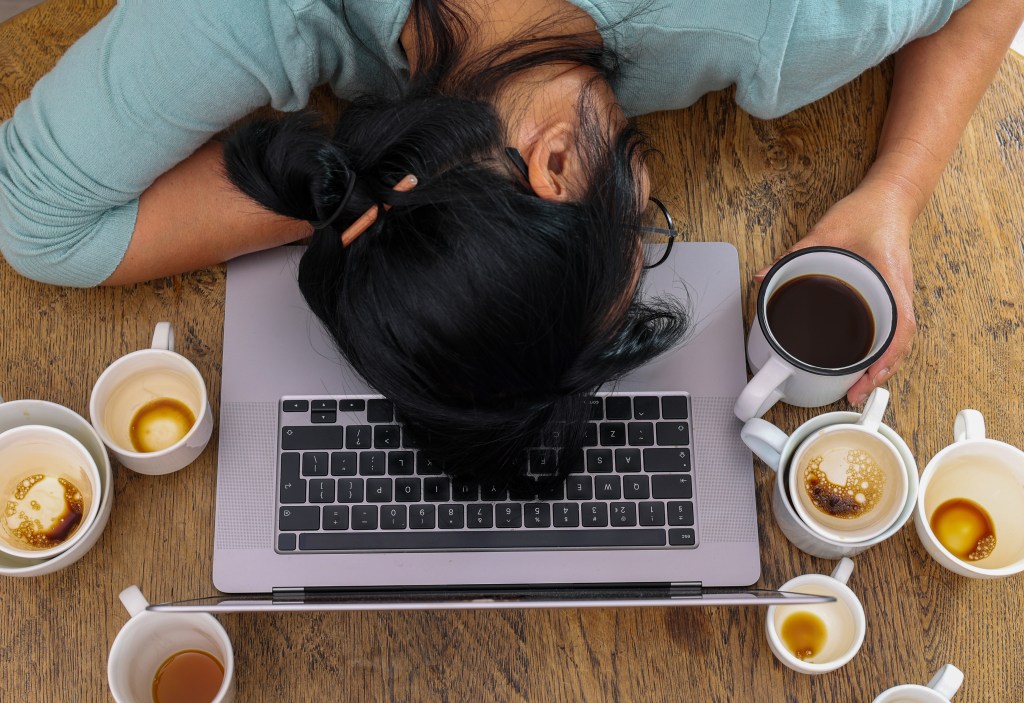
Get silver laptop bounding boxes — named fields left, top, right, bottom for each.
left=156, top=243, right=830, bottom=612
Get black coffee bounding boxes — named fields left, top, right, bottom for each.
left=766, top=274, right=874, bottom=368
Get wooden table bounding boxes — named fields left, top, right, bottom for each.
left=2, top=3, right=1023, bottom=701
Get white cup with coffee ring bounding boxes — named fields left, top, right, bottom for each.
left=915, top=410, right=1024, bottom=579
left=734, top=246, right=897, bottom=422
left=741, top=388, right=918, bottom=559
left=0, top=396, right=114, bottom=576
left=90, top=322, right=213, bottom=475
left=872, top=664, right=964, bottom=702
left=765, top=558, right=866, bottom=675
left=0, top=424, right=101, bottom=560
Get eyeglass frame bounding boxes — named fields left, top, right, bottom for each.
left=504, top=147, right=677, bottom=269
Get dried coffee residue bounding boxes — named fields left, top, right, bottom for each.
left=803, top=450, right=885, bottom=519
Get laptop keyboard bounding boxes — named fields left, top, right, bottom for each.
left=276, top=393, right=697, bottom=553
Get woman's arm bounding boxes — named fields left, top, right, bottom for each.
left=763, top=0, right=1024, bottom=404
left=102, top=141, right=311, bottom=285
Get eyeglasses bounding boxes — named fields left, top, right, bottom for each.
left=504, top=147, right=678, bottom=269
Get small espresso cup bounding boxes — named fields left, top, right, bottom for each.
left=90, top=322, right=213, bottom=475
left=915, top=410, right=1024, bottom=579
left=734, top=246, right=897, bottom=422
left=108, top=585, right=235, bottom=703
left=742, top=388, right=918, bottom=559
left=0, top=424, right=101, bottom=560
left=765, top=558, right=865, bottom=675
left=872, top=664, right=965, bottom=702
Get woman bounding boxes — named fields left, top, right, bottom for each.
left=1, top=0, right=1021, bottom=484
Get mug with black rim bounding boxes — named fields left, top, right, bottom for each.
left=734, top=246, right=897, bottom=422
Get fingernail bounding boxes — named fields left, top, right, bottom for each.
left=853, top=393, right=869, bottom=406
left=872, top=368, right=891, bottom=386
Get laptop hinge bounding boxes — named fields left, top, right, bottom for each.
left=669, top=582, right=702, bottom=598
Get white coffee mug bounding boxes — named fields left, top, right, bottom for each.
left=108, top=585, right=235, bottom=703
left=735, top=246, right=897, bottom=422
left=872, top=664, right=964, bottom=702
left=765, top=558, right=865, bottom=674
left=0, top=424, right=101, bottom=560
left=90, top=322, right=213, bottom=474
left=915, top=410, right=1024, bottom=579
left=0, top=396, right=114, bottom=577
left=742, top=388, right=918, bottom=559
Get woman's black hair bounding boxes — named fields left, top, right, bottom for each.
left=224, top=0, right=689, bottom=489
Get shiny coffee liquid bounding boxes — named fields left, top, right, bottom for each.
left=152, top=649, right=224, bottom=703
left=930, top=497, right=996, bottom=562
left=780, top=610, right=827, bottom=661
left=5, top=474, right=84, bottom=549
left=766, top=274, right=874, bottom=368
left=129, top=398, right=195, bottom=453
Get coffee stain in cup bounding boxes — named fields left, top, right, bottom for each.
left=129, top=398, right=196, bottom=453
left=4, top=474, right=84, bottom=549
left=780, top=610, right=827, bottom=661
left=803, top=449, right=885, bottom=518
left=930, top=497, right=996, bottom=562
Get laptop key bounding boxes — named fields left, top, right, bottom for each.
left=380, top=506, right=407, bottom=530
left=652, top=474, right=692, bottom=499
left=309, top=479, right=335, bottom=503
left=581, top=502, right=609, bottom=527
left=351, top=505, right=378, bottom=530
left=595, top=475, right=622, bottom=500
left=367, top=399, right=394, bottom=423
left=668, top=501, right=695, bottom=526
left=298, top=528, right=668, bottom=551
left=610, top=502, right=637, bottom=527
left=438, top=504, right=465, bottom=529
left=366, top=478, right=393, bottom=503
left=662, top=395, right=689, bottom=419
left=599, top=422, right=626, bottom=446
left=311, top=399, right=337, bottom=412
left=643, top=448, right=691, bottom=473
left=467, top=504, right=494, bottom=529
left=323, top=506, right=349, bottom=530
left=586, top=449, right=613, bottom=473
left=623, top=475, right=650, bottom=499
left=553, top=503, right=580, bottom=527
left=395, top=477, right=421, bottom=502
left=278, top=534, right=297, bottom=551
left=632, top=396, right=660, bottom=420
left=359, top=451, right=386, bottom=476
left=423, top=477, right=451, bottom=502
left=302, top=452, right=329, bottom=476
left=495, top=503, right=523, bottom=528
left=346, top=425, right=373, bottom=449
left=331, top=451, right=357, bottom=476
left=409, top=504, right=436, bottom=529
left=566, top=474, right=593, bottom=500
left=668, top=528, right=697, bottom=547
left=311, top=411, right=336, bottom=424
left=639, top=501, right=666, bottom=526
left=282, top=400, right=309, bottom=412
left=453, top=481, right=478, bottom=501
left=388, top=451, right=415, bottom=475
left=605, top=396, right=632, bottom=420
left=655, top=421, right=690, bottom=446
left=614, top=448, right=642, bottom=472
left=337, top=399, right=366, bottom=412
left=282, top=426, right=344, bottom=450
left=374, top=425, right=401, bottom=449
left=626, top=423, right=654, bottom=447
left=280, top=464, right=306, bottom=504
left=279, top=506, right=319, bottom=532
left=524, top=503, right=551, bottom=528
left=337, top=478, right=364, bottom=503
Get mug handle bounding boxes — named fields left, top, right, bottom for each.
left=119, top=585, right=150, bottom=618
left=151, top=322, right=175, bottom=353
left=954, top=410, right=985, bottom=443
left=927, top=664, right=964, bottom=698
left=830, top=557, right=855, bottom=585
left=734, top=356, right=793, bottom=422
left=740, top=418, right=790, bottom=472
left=856, top=388, right=890, bottom=432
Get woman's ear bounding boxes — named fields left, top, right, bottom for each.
left=526, top=122, right=579, bottom=202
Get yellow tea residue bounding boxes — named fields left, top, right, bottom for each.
left=780, top=611, right=827, bottom=661
left=930, top=498, right=996, bottom=562
left=803, top=449, right=885, bottom=519
left=4, top=474, right=84, bottom=548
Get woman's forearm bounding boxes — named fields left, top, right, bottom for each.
left=102, top=141, right=313, bottom=286
left=862, top=0, right=1024, bottom=228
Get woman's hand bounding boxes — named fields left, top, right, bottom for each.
left=755, top=178, right=918, bottom=406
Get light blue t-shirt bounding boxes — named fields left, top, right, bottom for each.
left=0, top=0, right=969, bottom=286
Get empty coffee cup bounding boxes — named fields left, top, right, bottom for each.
left=90, top=322, right=213, bottom=475
left=735, top=246, right=897, bottom=421
left=765, top=558, right=865, bottom=674
left=0, top=396, right=115, bottom=577
left=0, top=424, right=101, bottom=560
left=872, top=664, right=964, bottom=702
left=915, top=410, right=1024, bottom=579
left=108, top=585, right=235, bottom=703
left=742, top=388, right=917, bottom=558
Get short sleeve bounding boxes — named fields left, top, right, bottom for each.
left=739, top=0, right=973, bottom=119
left=0, top=0, right=319, bottom=286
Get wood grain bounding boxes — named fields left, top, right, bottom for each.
left=2, top=1, right=1023, bottom=701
